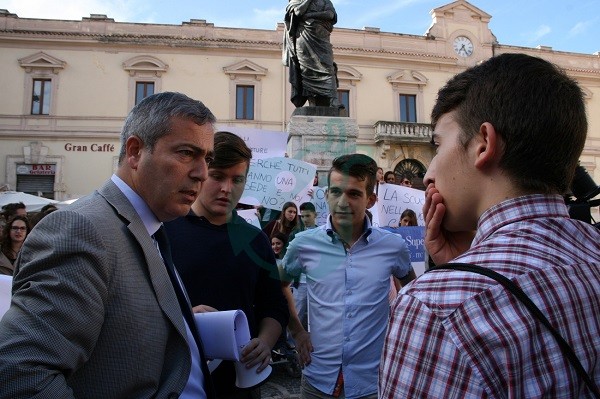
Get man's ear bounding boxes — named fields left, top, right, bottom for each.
left=474, top=122, right=502, bottom=169
left=124, top=136, right=144, bottom=170
left=366, top=192, right=377, bottom=209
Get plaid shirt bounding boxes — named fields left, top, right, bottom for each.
left=379, top=194, right=600, bottom=398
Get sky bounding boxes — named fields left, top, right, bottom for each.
left=1, top=0, right=599, bottom=54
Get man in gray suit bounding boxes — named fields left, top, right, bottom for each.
left=0, top=92, right=216, bottom=398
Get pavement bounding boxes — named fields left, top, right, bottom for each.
left=260, top=362, right=302, bottom=398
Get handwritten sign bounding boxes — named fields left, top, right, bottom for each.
left=236, top=209, right=261, bottom=229
left=374, top=183, right=425, bottom=227
left=223, top=127, right=288, bottom=159
left=240, top=157, right=316, bottom=210
left=301, top=186, right=328, bottom=226
left=382, top=226, right=427, bottom=277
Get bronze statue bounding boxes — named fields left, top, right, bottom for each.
left=283, top=0, right=339, bottom=108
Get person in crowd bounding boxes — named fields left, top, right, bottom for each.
left=263, top=201, right=300, bottom=240
left=271, top=231, right=288, bottom=264
left=1, top=202, right=27, bottom=220
left=386, top=208, right=419, bottom=303
left=288, top=202, right=318, bottom=330
left=384, top=171, right=396, bottom=184
left=271, top=230, right=303, bottom=353
left=283, top=153, right=416, bottom=398
left=399, top=175, right=413, bottom=188
left=0, top=92, right=217, bottom=398
left=0, top=202, right=27, bottom=238
left=399, top=209, right=418, bottom=226
left=375, top=167, right=385, bottom=196
left=380, top=53, right=600, bottom=397
left=29, top=204, right=58, bottom=227
left=0, top=215, right=31, bottom=275
left=376, top=167, right=384, bottom=184
left=297, top=201, right=318, bottom=231
left=165, top=131, right=288, bottom=399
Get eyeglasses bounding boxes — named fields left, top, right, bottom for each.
left=10, top=226, right=27, bottom=231
left=402, top=180, right=412, bottom=185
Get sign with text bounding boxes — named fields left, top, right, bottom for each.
left=224, top=127, right=288, bottom=159
left=373, top=183, right=425, bottom=227
left=236, top=209, right=261, bottom=229
left=16, top=164, right=56, bottom=175
left=304, top=186, right=329, bottom=226
left=382, top=225, right=427, bottom=277
left=240, top=157, right=317, bottom=210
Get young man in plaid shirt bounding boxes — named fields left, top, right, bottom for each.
left=380, top=53, right=600, bottom=397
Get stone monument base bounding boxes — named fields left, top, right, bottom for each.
left=287, top=113, right=358, bottom=175
left=291, top=105, right=347, bottom=117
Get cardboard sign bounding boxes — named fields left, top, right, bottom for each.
left=374, top=183, right=425, bottom=227
left=240, top=157, right=316, bottom=210
left=236, top=209, right=261, bottom=229
left=382, top=225, right=427, bottom=277
left=223, top=127, right=288, bottom=159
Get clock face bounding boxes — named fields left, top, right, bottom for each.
left=453, top=36, right=474, bottom=57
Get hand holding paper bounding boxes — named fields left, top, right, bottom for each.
left=194, top=309, right=272, bottom=388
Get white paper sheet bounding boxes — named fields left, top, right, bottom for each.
left=194, top=309, right=251, bottom=361
left=0, top=275, right=12, bottom=319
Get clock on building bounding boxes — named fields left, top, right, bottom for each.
left=453, top=36, right=474, bottom=57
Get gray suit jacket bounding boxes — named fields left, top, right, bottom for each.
left=0, top=180, right=208, bottom=398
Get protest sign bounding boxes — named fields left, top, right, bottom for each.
left=305, top=186, right=328, bottom=226
left=382, top=225, right=427, bottom=277
left=374, top=183, right=425, bottom=227
left=236, top=209, right=261, bottom=229
left=240, top=157, right=316, bottom=210
left=224, top=127, right=288, bottom=159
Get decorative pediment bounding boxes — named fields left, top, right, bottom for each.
left=223, top=59, right=268, bottom=81
left=19, top=52, right=66, bottom=74
left=336, top=65, right=363, bottom=86
left=431, top=0, right=491, bottom=23
left=426, top=0, right=495, bottom=42
left=387, top=70, right=428, bottom=86
left=122, top=55, right=169, bottom=77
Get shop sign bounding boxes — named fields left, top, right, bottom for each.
left=64, top=143, right=115, bottom=152
left=16, top=164, right=56, bottom=175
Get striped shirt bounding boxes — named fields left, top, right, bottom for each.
left=380, top=194, right=600, bottom=398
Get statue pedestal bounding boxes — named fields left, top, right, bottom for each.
left=287, top=113, right=358, bottom=171
left=291, top=106, right=346, bottom=117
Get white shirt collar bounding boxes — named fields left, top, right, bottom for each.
left=111, top=174, right=161, bottom=236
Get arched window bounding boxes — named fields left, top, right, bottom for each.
left=394, top=159, right=427, bottom=189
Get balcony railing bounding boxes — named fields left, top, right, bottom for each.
left=373, top=121, right=433, bottom=144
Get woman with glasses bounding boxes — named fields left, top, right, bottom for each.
left=1, top=215, right=31, bottom=275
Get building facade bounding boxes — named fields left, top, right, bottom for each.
left=0, top=0, right=599, bottom=201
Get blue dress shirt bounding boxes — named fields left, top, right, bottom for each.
left=282, top=216, right=412, bottom=398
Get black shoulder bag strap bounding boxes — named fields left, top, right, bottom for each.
left=428, top=263, right=600, bottom=398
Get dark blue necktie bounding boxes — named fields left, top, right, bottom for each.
left=153, top=225, right=215, bottom=396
